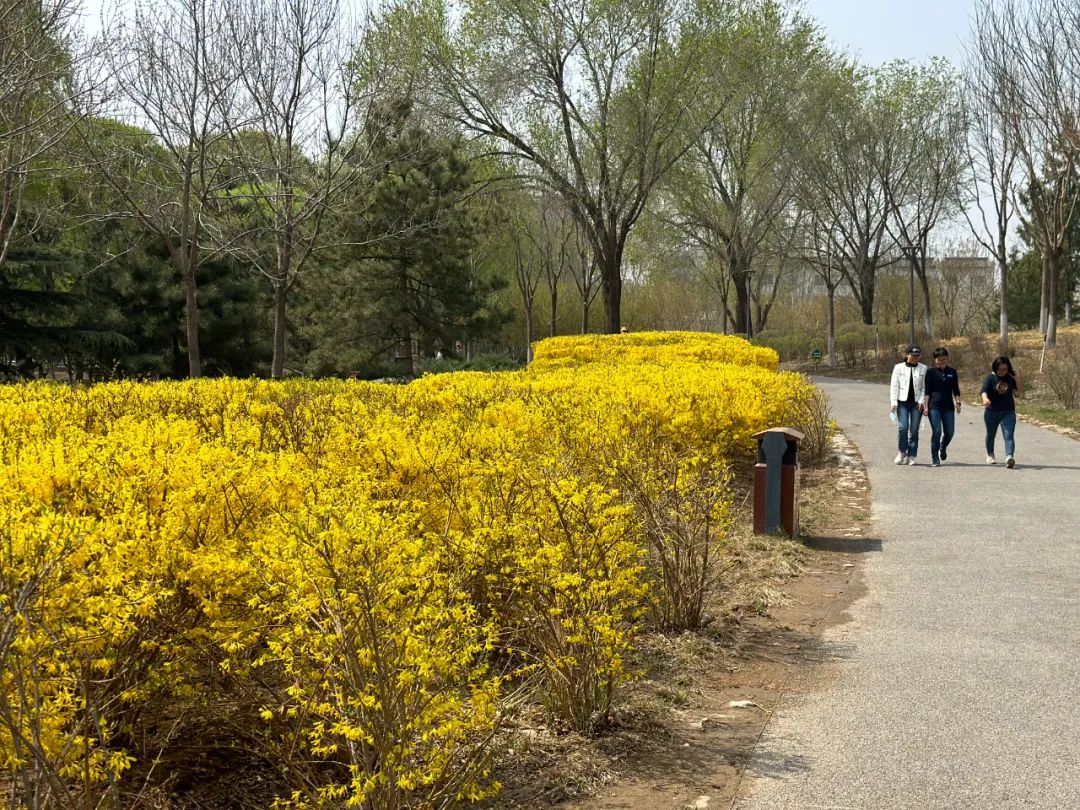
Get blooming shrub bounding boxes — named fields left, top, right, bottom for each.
left=0, top=332, right=815, bottom=807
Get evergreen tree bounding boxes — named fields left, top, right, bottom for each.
left=298, top=100, right=506, bottom=377
left=1012, top=164, right=1080, bottom=330
left=364, top=101, right=485, bottom=374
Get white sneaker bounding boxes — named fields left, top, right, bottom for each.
left=986, top=454, right=996, bottom=465
left=895, top=452, right=907, bottom=465
left=1006, top=456, right=1015, bottom=468
left=907, top=456, right=917, bottom=465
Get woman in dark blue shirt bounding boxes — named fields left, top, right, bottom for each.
left=923, top=347, right=961, bottom=466
left=980, top=355, right=1023, bottom=467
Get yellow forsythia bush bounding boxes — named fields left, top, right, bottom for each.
left=0, top=332, right=815, bottom=807
left=530, top=330, right=780, bottom=372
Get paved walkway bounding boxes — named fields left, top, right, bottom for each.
left=737, top=378, right=1080, bottom=809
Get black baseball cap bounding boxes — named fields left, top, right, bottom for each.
left=906, top=345, right=922, bottom=354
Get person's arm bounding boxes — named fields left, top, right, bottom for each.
left=952, top=371, right=962, bottom=413
left=890, top=365, right=900, bottom=410
left=1013, top=369, right=1023, bottom=397
left=980, top=374, right=992, bottom=408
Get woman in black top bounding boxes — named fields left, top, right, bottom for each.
left=980, top=355, right=1023, bottom=467
left=923, top=347, right=962, bottom=466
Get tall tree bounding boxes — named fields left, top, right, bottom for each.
left=511, top=205, right=542, bottom=362
left=963, top=1, right=1019, bottom=349
left=87, top=0, right=239, bottom=377
left=796, top=64, right=921, bottom=326
left=881, top=59, right=966, bottom=342
left=357, top=101, right=489, bottom=376
left=221, top=0, right=372, bottom=377
left=1, top=0, right=98, bottom=363
left=1, top=0, right=88, bottom=271
left=566, top=219, right=601, bottom=333
left=975, top=0, right=1080, bottom=348
left=665, top=0, right=827, bottom=335
left=390, top=0, right=713, bottom=333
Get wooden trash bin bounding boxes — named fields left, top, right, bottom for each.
left=752, top=427, right=803, bottom=536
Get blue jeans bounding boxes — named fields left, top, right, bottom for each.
left=984, top=409, right=1016, bottom=457
left=896, top=401, right=922, bottom=457
left=928, top=408, right=955, bottom=462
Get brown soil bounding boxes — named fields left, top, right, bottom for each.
left=491, top=433, right=874, bottom=810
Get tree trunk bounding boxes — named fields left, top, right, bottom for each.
left=919, top=270, right=934, bottom=342
left=734, top=276, right=749, bottom=335
left=525, top=308, right=534, bottom=363
left=400, top=266, right=414, bottom=376
left=1046, top=250, right=1060, bottom=349
left=600, top=247, right=623, bottom=333
left=271, top=282, right=288, bottom=378
left=1039, top=252, right=1049, bottom=335
left=581, top=300, right=590, bottom=334
left=271, top=230, right=293, bottom=378
left=859, top=291, right=874, bottom=327
left=550, top=286, right=558, bottom=337
left=183, top=265, right=201, bottom=378
left=401, top=330, right=414, bottom=376
left=827, top=284, right=837, bottom=368
left=849, top=260, right=875, bottom=326
left=998, top=246, right=1009, bottom=351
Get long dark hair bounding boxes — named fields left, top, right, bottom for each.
left=991, top=355, right=1014, bottom=374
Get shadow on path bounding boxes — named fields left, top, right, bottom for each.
left=802, top=535, right=883, bottom=555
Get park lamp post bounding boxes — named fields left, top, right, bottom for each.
left=899, top=240, right=917, bottom=349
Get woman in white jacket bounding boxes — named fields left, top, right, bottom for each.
left=889, top=345, right=928, bottom=465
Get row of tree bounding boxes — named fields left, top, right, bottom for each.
left=3, top=0, right=1080, bottom=379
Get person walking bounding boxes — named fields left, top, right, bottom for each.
left=981, top=355, right=1023, bottom=468
left=923, top=347, right=962, bottom=467
left=889, top=344, right=927, bottom=465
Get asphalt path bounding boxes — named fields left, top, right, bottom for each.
left=737, top=377, right=1080, bottom=809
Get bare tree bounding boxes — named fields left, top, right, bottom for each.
left=221, top=0, right=371, bottom=377
left=566, top=220, right=601, bottom=333
left=403, top=0, right=713, bottom=333
left=963, top=3, right=1020, bottom=349
left=977, top=0, right=1080, bottom=349
left=529, top=192, right=572, bottom=338
left=511, top=209, right=542, bottom=362
left=1, top=0, right=90, bottom=273
left=666, top=0, right=824, bottom=336
left=935, top=248, right=998, bottom=337
left=795, top=65, right=897, bottom=327
left=799, top=209, right=845, bottom=366
left=882, top=60, right=967, bottom=343
left=87, top=0, right=240, bottom=377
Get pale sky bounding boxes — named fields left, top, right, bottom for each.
left=82, top=0, right=977, bottom=67
left=802, top=0, right=975, bottom=67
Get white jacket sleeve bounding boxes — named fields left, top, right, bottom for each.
left=890, top=364, right=901, bottom=406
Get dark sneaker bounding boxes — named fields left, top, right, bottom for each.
left=1006, top=456, right=1016, bottom=468
left=940, top=448, right=947, bottom=461
left=931, top=459, right=941, bottom=467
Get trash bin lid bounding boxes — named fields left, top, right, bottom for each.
left=751, top=427, right=805, bottom=442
